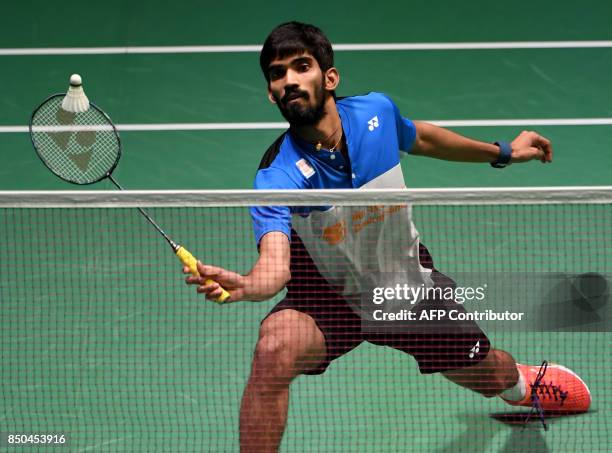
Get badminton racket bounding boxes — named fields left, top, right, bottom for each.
left=29, top=86, right=230, bottom=303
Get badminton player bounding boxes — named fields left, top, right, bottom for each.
left=185, top=22, right=591, bottom=452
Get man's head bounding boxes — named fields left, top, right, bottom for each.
left=260, top=22, right=339, bottom=127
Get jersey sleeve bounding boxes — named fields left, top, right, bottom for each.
left=381, top=94, right=417, bottom=153
left=249, top=167, right=295, bottom=245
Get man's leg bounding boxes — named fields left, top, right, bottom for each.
left=240, top=309, right=326, bottom=453
left=442, top=348, right=519, bottom=397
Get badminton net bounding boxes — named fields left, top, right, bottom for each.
left=0, top=187, right=610, bottom=452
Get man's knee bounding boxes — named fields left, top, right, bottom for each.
left=252, top=310, right=326, bottom=381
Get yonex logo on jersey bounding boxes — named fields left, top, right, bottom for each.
left=469, top=341, right=480, bottom=359
left=367, top=116, right=379, bottom=131
left=296, top=158, right=315, bottom=178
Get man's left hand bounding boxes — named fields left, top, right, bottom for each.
left=510, top=130, right=553, bottom=164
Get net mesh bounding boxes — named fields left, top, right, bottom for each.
left=1, top=188, right=610, bottom=452
left=30, top=95, right=120, bottom=184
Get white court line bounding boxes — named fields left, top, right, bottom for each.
left=3, top=118, right=612, bottom=133
left=0, top=123, right=286, bottom=133
left=30, top=125, right=115, bottom=132
left=1, top=41, right=612, bottom=55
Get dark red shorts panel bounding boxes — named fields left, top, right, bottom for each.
left=265, top=292, right=490, bottom=375
left=262, top=236, right=491, bottom=375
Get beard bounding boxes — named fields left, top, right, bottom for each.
left=274, top=78, right=327, bottom=127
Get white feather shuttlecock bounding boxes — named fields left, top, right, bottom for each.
left=61, top=74, right=90, bottom=113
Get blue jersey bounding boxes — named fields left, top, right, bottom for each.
left=251, top=92, right=432, bottom=298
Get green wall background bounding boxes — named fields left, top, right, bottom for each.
left=1, top=0, right=611, bottom=190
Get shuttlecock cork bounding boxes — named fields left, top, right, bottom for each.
left=61, top=74, right=90, bottom=113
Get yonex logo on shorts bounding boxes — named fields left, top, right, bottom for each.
left=469, top=341, right=480, bottom=358
left=368, top=116, right=379, bottom=131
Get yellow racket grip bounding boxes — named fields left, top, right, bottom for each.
left=176, top=246, right=230, bottom=303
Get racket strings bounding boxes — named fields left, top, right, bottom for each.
left=31, top=95, right=120, bottom=184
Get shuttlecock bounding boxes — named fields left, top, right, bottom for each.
left=61, top=74, right=90, bottom=113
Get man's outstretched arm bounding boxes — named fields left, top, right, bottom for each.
left=411, top=121, right=553, bottom=164
left=185, top=231, right=291, bottom=302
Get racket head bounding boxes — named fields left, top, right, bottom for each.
left=29, top=94, right=122, bottom=185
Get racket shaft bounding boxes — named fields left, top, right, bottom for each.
left=176, top=246, right=230, bottom=303
left=108, top=176, right=230, bottom=302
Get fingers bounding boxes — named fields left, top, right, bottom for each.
left=182, top=261, right=234, bottom=302
left=196, top=261, right=224, bottom=279
left=184, top=273, right=229, bottom=301
left=182, top=261, right=222, bottom=280
left=530, top=132, right=553, bottom=163
left=185, top=274, right=203, bottom=285
left=184, top=262, right=219, bottom=285
left=196, top=281, right=226, bottom=300
left=513, top=130, right=553, bottom=163
left=536, top=147, right=546, bottom=163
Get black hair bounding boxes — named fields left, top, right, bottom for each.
left=260, top=22, right=334, bottom=83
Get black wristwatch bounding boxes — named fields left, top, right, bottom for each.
left=490, top=141, right=512, bottom=168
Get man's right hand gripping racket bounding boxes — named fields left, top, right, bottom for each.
left=29, top=74, right=230, bottom=303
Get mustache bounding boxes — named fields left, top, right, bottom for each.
left=281, top=89, right=309, bottom=104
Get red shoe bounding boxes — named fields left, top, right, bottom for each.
left=504, top=361, right=591, bottom=428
